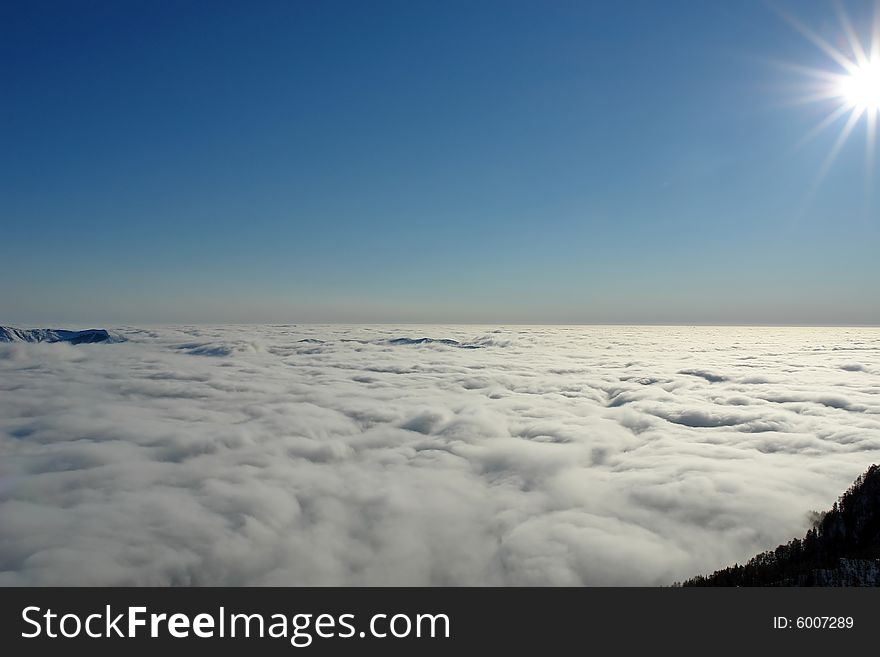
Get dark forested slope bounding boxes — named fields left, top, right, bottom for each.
left=680, top=465, right=880, bottom=586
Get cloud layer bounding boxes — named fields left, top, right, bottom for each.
left=1, top=325, right=879, bottom=585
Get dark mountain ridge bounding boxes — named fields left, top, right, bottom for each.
left=0, top=326, right=122, bottom=344
left=680, top=464, right=880, bottom=586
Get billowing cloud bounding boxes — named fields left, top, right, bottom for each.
left=1, top=325, right=879, bottom=585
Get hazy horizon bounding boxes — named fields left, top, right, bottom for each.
left=5, top=319, right=880, bottom=329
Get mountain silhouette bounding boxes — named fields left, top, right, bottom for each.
left=680, top=464, right=880, bottom=586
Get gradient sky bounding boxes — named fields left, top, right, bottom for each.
left=2, top=0, right=878, bottom=325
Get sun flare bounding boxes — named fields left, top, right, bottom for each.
left=777, top=2, right=880, bottom=188
left=839, top=58, right=880, bottom=111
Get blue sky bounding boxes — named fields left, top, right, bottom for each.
left=2, top=0, right=878, bottom=324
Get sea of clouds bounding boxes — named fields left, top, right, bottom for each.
left=1, top=325, right=879, bottom=585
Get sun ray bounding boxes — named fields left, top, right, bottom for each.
left=764, top=78, right=849, bottom=109
left=771, top=3, right=859, bottom=74
left=873, top=0, right=880, bottom=61
left=834, top=0, right=869, bottom=66
left=812, top=106, right=865, bottom=191
left=866, top=108, right=877, bottom=195
left=764, top=58, right=851, bottom=83
left=794, top=104, right=852, bottom=151
left=782, top=88, right=849, bottom=108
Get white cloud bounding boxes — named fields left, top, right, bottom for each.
left=1, top=325, right=879, bottom=585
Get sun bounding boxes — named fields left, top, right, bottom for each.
left=774, top=2, right=880, bottom=188
left=839, top=58, right=880, bottom=111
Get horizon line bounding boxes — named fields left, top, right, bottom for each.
left=4, top=321, right=880, bottom=329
